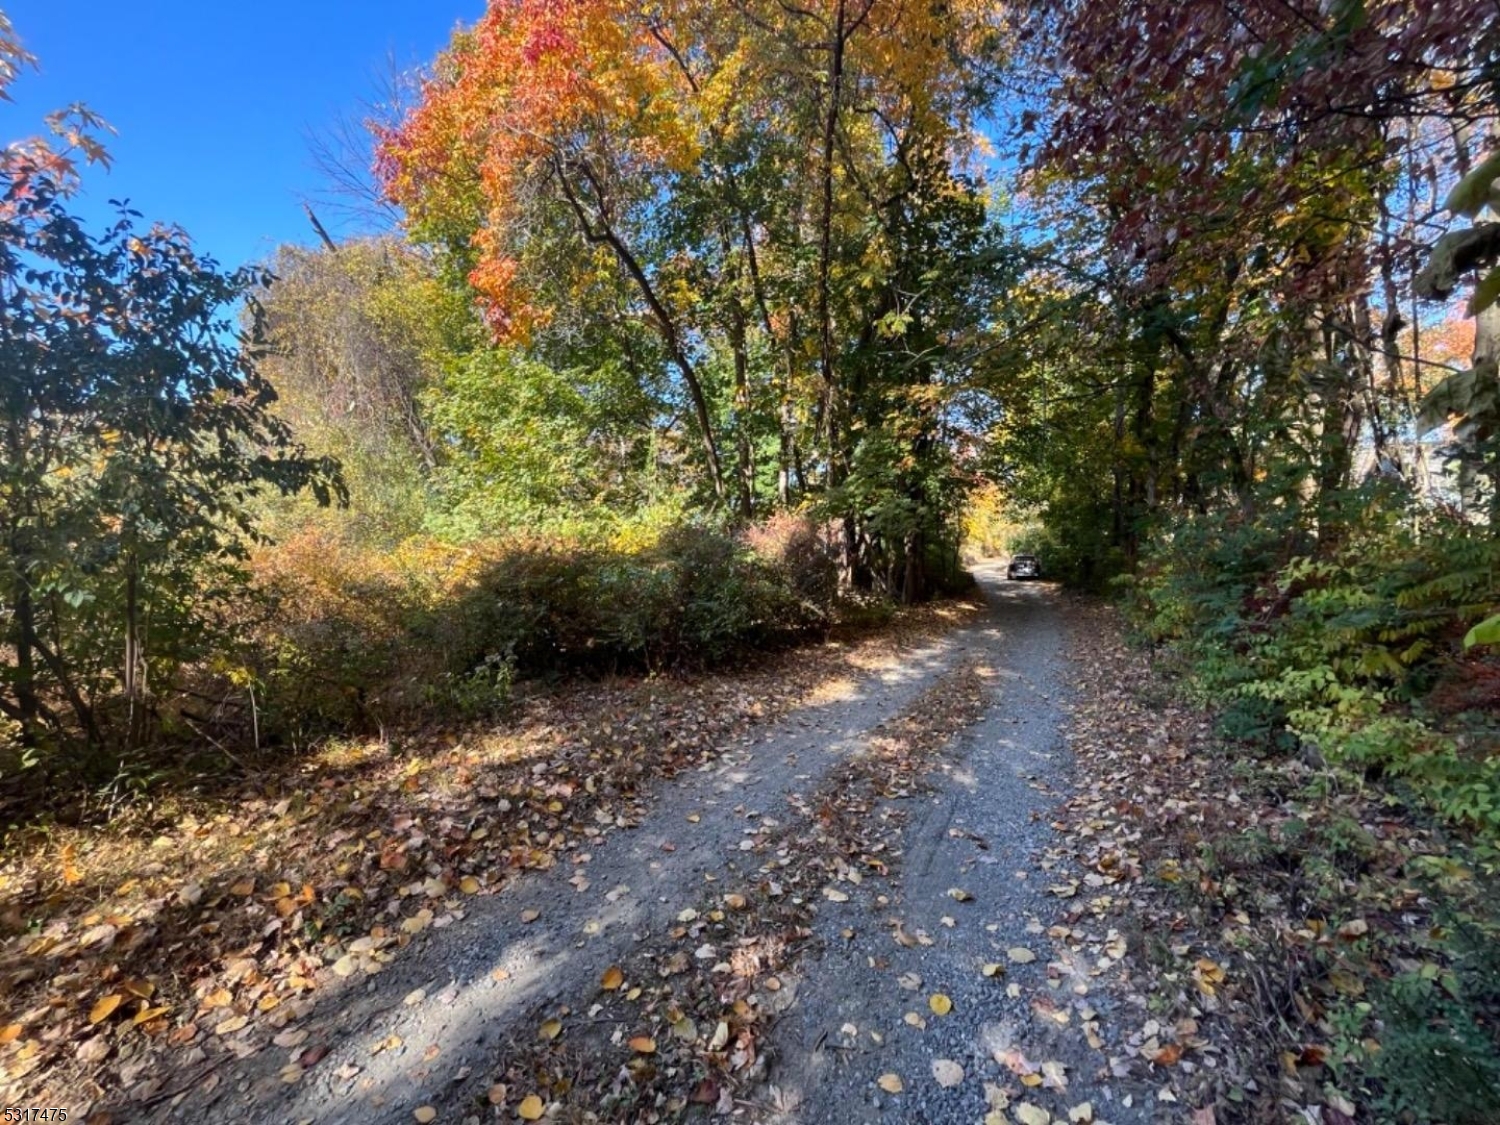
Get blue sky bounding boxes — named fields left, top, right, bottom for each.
left=0, top=1, right=478, bottom=268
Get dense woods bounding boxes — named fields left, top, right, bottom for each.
left=3, top=1, right=1500, bottom=1119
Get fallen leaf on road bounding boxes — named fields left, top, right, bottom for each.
left=932, top=1058, right=964, bottom=1087
left=877, top=1073, right=904, bottom=1093
left=601, top=966, right=624, bottom=991
left=518, top=1094, right=544, bottom=1120
left=1008, top=947, right=1036, bottom=964
left=928, top=993, right=953, bottom=1016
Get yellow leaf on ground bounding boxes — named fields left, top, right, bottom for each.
left=877, top=1073, right=904, bottom=1093
left=89, top=995, right=123, bottom=1024
left=928, top=993, right=953, bottom=1016
left=628, top=1036, right=657, bottom=1053
left=132, top=1006, right=170, bottom=1026
left=601, top=966, right=624, bottom=991
left=413, top=1108, right=436, bottom=1123
left=460, top=876, right=481, bottom=894
left=0, top=1024, right=22, bottom=1044
left=538, top=1019, right=562, bottom=1041
left=517, top=1094, right=544, bottom=1121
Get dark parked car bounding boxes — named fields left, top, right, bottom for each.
left=1007, top=553, right=1041, bottom=580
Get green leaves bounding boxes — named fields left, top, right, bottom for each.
left=1444, top=151, right=1500, bottom=219
left=1416, top=360, right=1500, bottom=434
left=1470, top=268, right=1500, bottom=317
left=0, top=170, right=344, bottom=751
left=1463, top=614, right=1500, bottom=650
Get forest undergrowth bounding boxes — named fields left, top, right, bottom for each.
left=1062, top=602, right=1500, bottom=1124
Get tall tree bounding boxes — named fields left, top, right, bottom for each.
left=0, top=172, right=343, bottom=752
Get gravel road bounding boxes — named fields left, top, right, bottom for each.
left=762, top=567, right=1152, bottom=1125
left=155, top=565, right=1148, bottom=1124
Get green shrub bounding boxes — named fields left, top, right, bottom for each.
left=1126, top=481, right=1500, bottom=847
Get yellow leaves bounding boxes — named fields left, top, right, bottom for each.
left=928, top=993, right=953, bottom=1016
left=877, top=1073, right=904, bottom=1093
left=538, top=1018, right=563, bottom=1041
left=1192, top=957, right=1226, bottom=997
left=401, top=909, right=434, bottom=935
left=88, top=994, right=122, bottom=1024
left=459, top=875, right=482, bottom=894
left=0, top=1024, right=22, bottom=1045
left=628, top=1035, right=656, bottom=1054
left=600, top=965, right=624, bottom=991
left=517, top=1094, right=545, bottom=1120
left=413, top=1107, right=437, bottom=1123
left=1007, top=947, right=1036, bottom=964
left=61, top=843, right=81, bottom=886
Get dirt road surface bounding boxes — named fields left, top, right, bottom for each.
left=156, top=565, right=1153, bottom=1124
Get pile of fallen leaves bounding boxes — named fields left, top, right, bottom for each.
left=0, top=599, right=983, bottom=1117
left=1047, top=601, right=1500, bottom=1124
left=478, top=657, right=995, bottom=1122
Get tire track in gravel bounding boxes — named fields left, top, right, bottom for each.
left=153, top=601, right=994, bottom=1123
left=760, top=568, right=1156, bottom=1125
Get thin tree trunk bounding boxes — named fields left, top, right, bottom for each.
left=555, top=157, right=727, bottom=500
